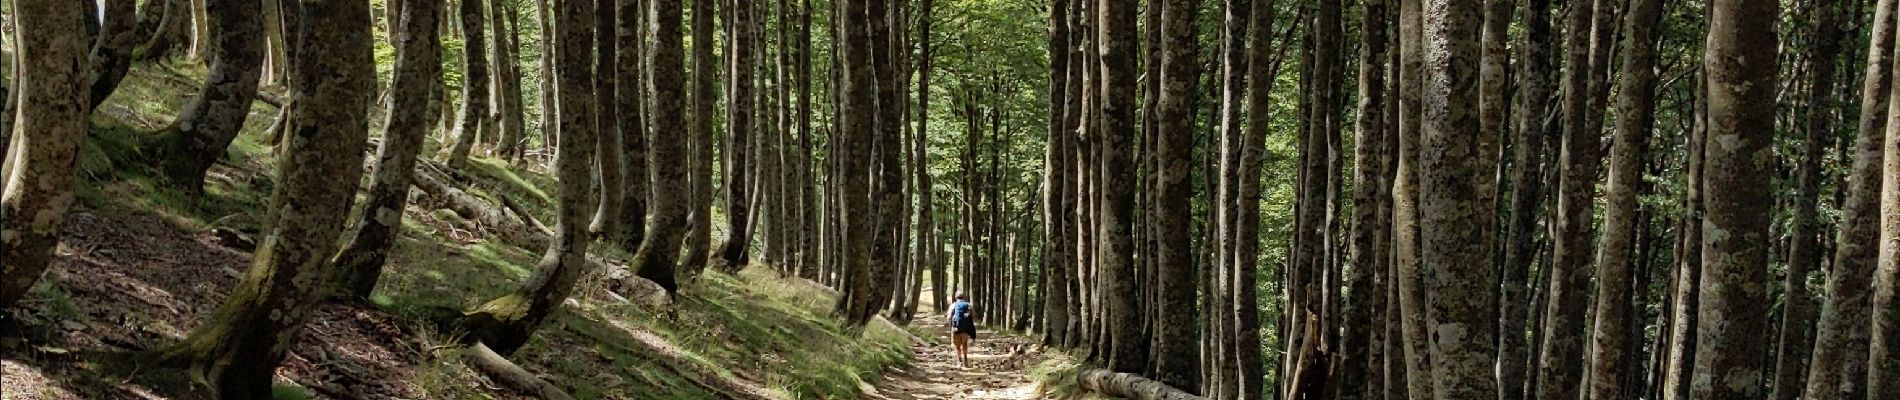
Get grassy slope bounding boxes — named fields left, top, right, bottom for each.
left=0, top=65, right=911, bottom=399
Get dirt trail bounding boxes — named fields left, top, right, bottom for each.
left=864, top=320, right=1044, bottom=400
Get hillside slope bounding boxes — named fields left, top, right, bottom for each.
left=0, top=66, right=915, bottom=399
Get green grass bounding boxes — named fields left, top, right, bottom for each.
left=51, top=63, right=919, bottom=399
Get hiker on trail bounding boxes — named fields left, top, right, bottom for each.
left=948, top=293, right=976, bottom=368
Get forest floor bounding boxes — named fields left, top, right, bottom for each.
left=865, top=321, right=1040, bottom=400
left=0, top=65, right=958, bottom=399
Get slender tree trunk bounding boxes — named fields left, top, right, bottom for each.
left=160, top=0, right=374, bottom=395
left=585, top=0, right=625, bottom=242
left=1536, top=0, right=1608, bottom=395
left=1772, top=2, right=1839, bottom=399
left=536, top=0, right=558, bottom=151
left=610, top=0, right=648, bottom=252
left=1587, top=0, right=1660, bottom=397
left=331, top=0, right=444, bottom=302
left=1691, top=0, right=1779, bottom=397
left=680, top=0, right=717, bottom=276
left=1867, top=36, right=1900, bottom=396
left=1806, top=0, right=1894, bottom=398
left=1149, top=0, right=1200, bottom=389
left=147, top=0, right=262, bottom=193
left=1042, top=0, right=1072, bottom=346
left=445, top=0, right=491, bottom=168
left=718, top=0, right=757, bottom=270
left=495, top=0, right=528, bottom=160
left=1662, top=64, right=1710, bottom=400
left=1394, top=0, right=1433, bottom=396
left=1343, top=0, right=1389, bottom=396
left=1499, top=0, right=1553, bottom=398
left=0, top=0, right=91, bottom=310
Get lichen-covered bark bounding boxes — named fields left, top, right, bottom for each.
left=332, top=0, right=444, bottom=302
left=0, top=0, right=90, bottom=310
left=1418, top=0, right=1497, bottom=398
left=1662, top=66, right=1709, bottom=400
left=1394, top=0, right=1432, bottom=396
left=444, top=0, right=490, bottom=168
left=680, top=0, right=717, bottom=276
left=163, top=0, right=375, bottom=394
left=799, top=0, right=821, bottom=282
left=1773, top=1, right=1839, bottom=399
left=148, top=0, right=262, bottom=192
left=1691, top=0, right=1778, bottom=397
left=1806, top=0, right=1894, bottom=398
left=1149, top=0, right=1198, bottom=389
left=1867, top=46, right=1900, bottom=397
left=1587, top=0, right=1661, bottom=397
left=462, top=0, right=596, bottom=355
left=1343, top=0, right=1389, bottom=397
left=1042, top=0, right=1073, bottom=348
left=1536, top=0, right=1606, bottom=396
left=613, top=0, right=648, bottom=255
left=131, top=0, right=188, bottom=60
left=1096, top=0, right=1143, bottom=373
left=629, top=0, right=686, bottom=295
left=718, top=0, right=757, bottom=271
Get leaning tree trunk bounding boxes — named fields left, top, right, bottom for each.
left=459, top=0, right=597, bottom=356
left=147, top=0, right=262, bottom=193
left=628, top=0, right=686, bottom=295
left=680, top=0, right=716, bottom=276
left=331, top=0, right=444, bottom=302
left=1773, top=1, right=1839, bottom=398
left=159, top=0, right=374, bottom=395
left=1587, top=0, right=1661, bottom=396
left=718, top=0, right=757, bottom=271
left=1806, top=0, right=1895, bottom=398
left=86, top=0, right=140, bottom=111
left=444, top=0, right=490, bottom=168
left=1692, top=0, right=1778, bottom=397
left=0, top=0, right=91, bottom=310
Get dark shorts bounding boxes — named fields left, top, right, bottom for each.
left=955, top=321, right=977, bottom=340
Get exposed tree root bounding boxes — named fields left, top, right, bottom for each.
left=463, top=342, right=575, bottom=400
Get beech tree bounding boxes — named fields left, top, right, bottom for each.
left=146, top=0, right=262, bottom=192
left=0, top=0, right=91, bottom=310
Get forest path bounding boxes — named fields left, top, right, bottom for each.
left=864, top=318, right=1044, bottom=400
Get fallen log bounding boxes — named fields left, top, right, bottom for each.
left=411, top=168, right=552, bottom=249
left=1077, top=369, right=1207, bottom=400
left=463, top=342, right=575, bottom=400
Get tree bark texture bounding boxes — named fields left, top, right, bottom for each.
left=0, top=0, right=92, bottom=310
left=149, top=0, right=263, bottom=193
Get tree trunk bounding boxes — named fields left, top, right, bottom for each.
left=1772, top=1, right=1839, bottom=399
left=459, top=0, right=596, bottom=356
left=1661, top=64, right=1709, bottom=400
left=160, top=0, right=374, bottom=395
left=1536, top=0, right=1608, bottom=395
left=331, top=0, right=444, bottom=302
left=86, top=0, right=139, bottom=111
left=0, top=0, right=91, bottom=310
left=1417, top=0, right=1497, bottom=397
left=1393, top=0, right=1432, bottom=396
left=585, top=0, right=625, bottom=244
left=147, top=0, right=262, bottom=193
left=1499, top=0, right=1553, bottom=397
left=1587, top=0, right=1660, bottom=397
left=1342, top=0, right=1389, bottom=397
left=1096, top=0, right=1144, bottom=373
left=627, top=0, right=686, bottom=295
left=1805, top=0, right=1894, bottom=398
left=494, top=0, right=528, bottom=161
left=1691, top=0, right=1779, bottom=397
left=1867, top=37, right=1900, bottom=397
left=718, top=0, right=757, bottom=271
left=1150, top=0, right=1199, bottom=389
left=835, top=0, right=876, bottom=328
left=680, top=0, right=717, bottom=276
left=445, top=0, right=491, bottom=168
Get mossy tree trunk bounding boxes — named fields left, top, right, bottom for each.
left=331, top=0, right=443, bottom=302
left=461, top=0, right=596, bottom=356
left=148, top=0, right=262, bottom=193
left=0, top=0, right=91, bottom=310
left=161, top=0, right=374, bottom=395
left=1149, top=0, right=1199, bottom=388
left=1500, top=0, right=1555, bottom=398
left=1341, top=0, right=1389, bottom=396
